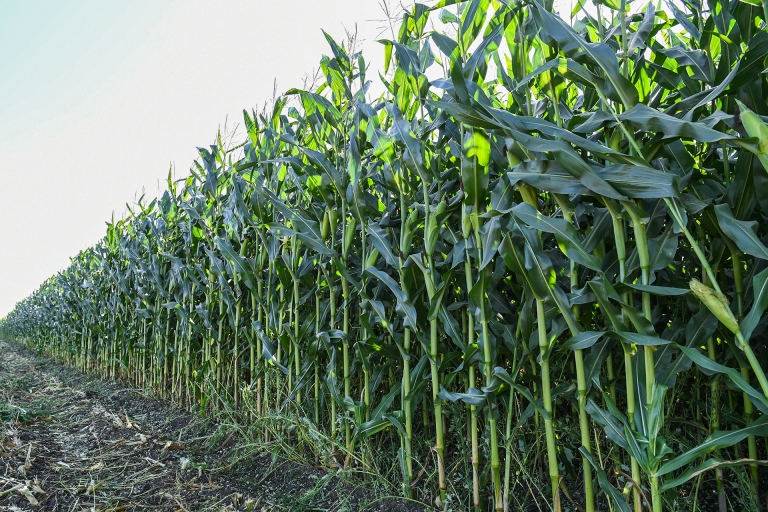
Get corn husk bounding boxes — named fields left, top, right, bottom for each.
left=736, top=100, right=768, bottom=171
left=690, top=279, right=741, bottom=335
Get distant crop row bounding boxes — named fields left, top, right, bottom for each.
left=4, top=0, right=768, bottom=510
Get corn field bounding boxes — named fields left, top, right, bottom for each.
left=3, top=0, right=768, bottom=510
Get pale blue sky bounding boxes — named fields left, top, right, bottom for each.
left=0, top=0, right=386, bottom=316
left=0, top=1, right=168, bottom=142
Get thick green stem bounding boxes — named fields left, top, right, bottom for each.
left=341, top=277, right=351, bottom=449
left=707, top=336, right=726, bottom=512
left=293, top=264, right=301, bottom=407
left=562, top=205, right=594, bottom=512
left=606, top=200, right=642, bottom=512
left=624, top=202, right=655, bottom=406
left=329, top=261, right=337, bottom=438
left=741, top=365, right=760, bottom=492
left=472, top=214, right=502, bottom=510
left=464, top=249, right=480, bottom=512
left=397, top=180, right=413, bottom=496
left=537, top=299, right=560, bottom=507
left=402, top=328, right=413, bottom=496
left=424, top=182, right=447, bottom=505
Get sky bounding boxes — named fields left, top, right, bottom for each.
left=0, top=0, right=394, bottom=317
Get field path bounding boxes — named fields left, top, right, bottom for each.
left=0, top=340, right=264, bottom=511
left=0, top=341, right=420, bottom=512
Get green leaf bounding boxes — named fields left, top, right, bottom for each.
left=428, top=99, right=499, bottom=130
left=511, top=202, right=601, bottom=271
left=595, top=164, right=679, bottom=199
left=629, top=3, right=656, bottom=53
left=657, top=47, right=711, bottom=82
left=648, top=384, right=667, bottom=443
left=664, top=0, right=701, bottom=42
left=368, top=223, right=397, bottom=268
left=428, top=270, right=454, bottom=321
left=370, top=382, right=402, bottom=420
left=213, top=237, right=254, bottom=291
left=516, top=57, right=630, bottom=107
left=489, top=369, right=549, bottom=420
left=656, top=310, right=716, bottom=387
left=507, top=162, right=588, bottom=196
left=462, top=127, right=491, bottom=210
left=485, top=107, right=636, bottom=163
left=460, top=0, right=491, bottom=51
left=675, top=344, right=768, bottom=413
left=579, top=448, right=634, bottom=512
left=588, top=279, right=625, bottom=331
left=500, top=223, right=555, bottom=302
left=616, top=283, right=689, bottom=296
left=731, top=32, right=768, bottom=91
left=741, top=267, right=768, bottom=340
left=657, top=416, right=768, bottom=477
left=353, top=417, right=392, bottom=441
left=365, top=266, right=419, bottom=331
left=610, top=331, right=671, bottom=346
left=382, top=413, right=408, bottom=439
left=479, top=216, right=501, bottom=270
left=586, top=398, right=630, bottom=452
left=617, top=302, right=656, bottom=336
left=303, top=147, right=344, bottom=196
left=661, top=457, right=768, bottom=491
left=531, top=0, right=638, bottom=107
left=391, top=117, right=429, bottom=182
left=624, top=422, right=651, bottom=473
left=592, top=104, right=734, bottom=142
left=439, top=9, right=459, bottom=24
left=257, top=185, right=324, bottom=241
left=262, top=337, right=290, bottom=375
left=562, top=331, right=605, bottom=351
left=617, top=104, right=734, bottom=142
left=438, top=386, right=486, bottom=406
left=266, top=223, right=334, bottom=256
left=715, top=204, right=768, bottom=260
left=586, top=337, right=617, bottom=388
left=371, top=129, right=396, bottom=164
left=500, top=231, right=537, bottom=293
left=681, top=62, right=741, bottom=121
left=507, top=130, right=627, bottom=200
left=647, top=225, right=679, bottom=274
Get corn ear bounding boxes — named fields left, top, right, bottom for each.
left=320, top=210, right=330, bottom=241
left=736, top=100, right=768, bottom=171
left=365, top=247, right=380, bottom=267
left=343, top=216, right=356, bottom=259
left=690, top=279, right=741, bottom=336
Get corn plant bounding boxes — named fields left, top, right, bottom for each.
left=3, top=1, right=768, bottom=511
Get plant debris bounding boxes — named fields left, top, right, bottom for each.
left=0, top=341, right=424, bottom=511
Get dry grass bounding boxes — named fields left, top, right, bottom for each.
left=0, top=341, right=425, bottom=512
left=0, top=341, right=266, bottom=511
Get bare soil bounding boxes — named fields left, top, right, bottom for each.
left=0, top=340, right=426, bottom=512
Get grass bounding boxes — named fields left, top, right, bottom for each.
left=0, top=372, right=52, bottom=424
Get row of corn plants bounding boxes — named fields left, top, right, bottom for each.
left=3, top=0, right=768, bottom=510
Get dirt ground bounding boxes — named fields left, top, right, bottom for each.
left=0, top=340, right=425, bottom=512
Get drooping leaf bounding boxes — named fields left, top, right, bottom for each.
left=531, top=0, right=638, bottom=107
left=462, top=127, right=491, bottom=210
left=740, top=267, right=768, bottom=341
left=657, top=416, right=768, bottom=477
left=562, top=331, right=606, bottom=351
left=511, top=202, right=601, bottom=271
left=715, top=204, right=768, bottom=260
